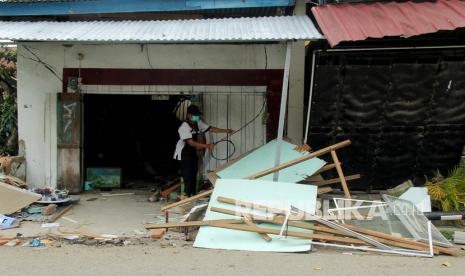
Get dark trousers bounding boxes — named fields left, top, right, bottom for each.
left=179, top=158, right=198, bottom=196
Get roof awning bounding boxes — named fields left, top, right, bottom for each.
left=312, top=0, right=465, bottom=47
left=0, top=16, right=322, bottom=43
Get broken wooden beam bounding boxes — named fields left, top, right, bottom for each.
left=210, top=206, right=343, bottom=236
left=317, top=186, right=333, bottom=195
left=146, top=218, right=365, bottom=245
left=246, top=140, right=351, bottom=180
left=144, top=219, right=241, bottom=229
left=312, top=162, right=339, bottom=176
left=313, top=174, right=361, bottom=187
left=330, top=150, right=351, bottom=198
left=207, top=172, right=219, bottom=186
left=47, top=204, right=74, bottom=223
left=206, top=221, right=366, bottom=245
left=160, top=189, right=213, bottom=212
left=243, top=215, right=272, bottom=242
left=217, top=196, right=290, bottom=217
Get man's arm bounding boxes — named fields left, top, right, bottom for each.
left=186, top=139, right=214, bottom=150
left=210, top=127, right=234, bottom=134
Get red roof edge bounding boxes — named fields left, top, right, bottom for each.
left=311, top=0, right=465, bottom=47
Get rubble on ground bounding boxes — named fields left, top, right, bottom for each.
left=150, top=140, right=462, bottom=257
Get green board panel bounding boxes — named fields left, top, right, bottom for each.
left=217, top=140, right=326, bottom=182
left=194, top=179, right=318, bottom=252
left=86, top=168, right=121, bottom=188
left=57, top=93, right=81, bottom=146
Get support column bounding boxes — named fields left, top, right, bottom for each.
left=273, top=43, right=292, bottom=181
left=287, top=0, right=306, bottom=144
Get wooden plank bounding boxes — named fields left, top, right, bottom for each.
left=246, top=140, right=351, bottom=180
left=313, top=174, right=361, bottom=187
left=47, top=204, right=74, bottom=223
left=144, top=219, right=241, bottom=229
left=243, top=215, right=272, bottom=242
left=160, top=189, right=213, bottom=211
left=207, top=172, right=219, bottom=186
left=210, top=206, right=343, bottom=236
left=217, top=196, right=289, bottom=217
left=207, top=221, right=366, bottom=245
left=146, top=217, right=365, bottom=244
left=330, top=150, right=351, bottom=199
left=311, top=162, right=339, bottom=177
left=317, top=186, right=333, bottom=195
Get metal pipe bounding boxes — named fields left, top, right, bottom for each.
left=423, top=211, right=465, bottom=221
left=310, top=241, right=433, bottom=258
left=273, top=42, right=292, bottom=181
left=303, top=50, right=316, bottom=143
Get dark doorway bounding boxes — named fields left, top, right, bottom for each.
left=83, top=94, right=184, bottom=187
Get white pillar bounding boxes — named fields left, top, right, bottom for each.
left=287, top=0, right=306, bottom=144
left=273, top=43, right=292, bottom=181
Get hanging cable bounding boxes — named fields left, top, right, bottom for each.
left=210, top=96, right=267, bottom=160
left=21, top=45, right=63, bottom=82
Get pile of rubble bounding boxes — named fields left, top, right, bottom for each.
left=146, top=140, right=460, bottom=257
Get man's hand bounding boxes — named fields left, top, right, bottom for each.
left=206, top=143, right=215, bottom=150
left=226, top=129, right=234, bottom=134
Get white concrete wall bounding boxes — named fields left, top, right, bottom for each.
left=17, top=42, right=286, bottom=188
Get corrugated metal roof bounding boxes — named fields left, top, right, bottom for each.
left=312, top=0, right=465, bottom=47
left=0, top=16, right=321, bottom=42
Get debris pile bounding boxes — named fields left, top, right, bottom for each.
left=147, top=140, right=459, bottom=257
left=1, top=159, right=80, bottom=241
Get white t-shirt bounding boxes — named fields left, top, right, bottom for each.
left=173, top=120, right=211, bottom=160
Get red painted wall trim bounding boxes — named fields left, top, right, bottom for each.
left=63, top=68, right=284, bottom=140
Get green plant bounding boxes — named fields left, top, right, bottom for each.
left=426, top=165, right=465, bottom=212
left=0, top=48, right=17, bottom=156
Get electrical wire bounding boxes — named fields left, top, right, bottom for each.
left=21, top=45, right=62, bottom=82
left=210, top=97, right=266, bottom=160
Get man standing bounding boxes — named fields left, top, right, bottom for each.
left=173, top=105, right=232, bottom=197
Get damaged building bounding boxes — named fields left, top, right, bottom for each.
left=0, top=0, right=318, bottom=192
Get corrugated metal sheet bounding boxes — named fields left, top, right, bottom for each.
left=312, top=0, right=465, bottom=47
left=0, top=16, right=321, bottom=42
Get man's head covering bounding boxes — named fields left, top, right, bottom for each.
left=187, top=105, right=202, bottom=116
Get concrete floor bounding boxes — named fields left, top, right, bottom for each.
left=2, top=189, right=171, bottom=238
left=2, top=243, right=464, bottom=276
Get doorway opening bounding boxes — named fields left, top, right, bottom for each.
left=83, top=94, right=184, bottom=189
